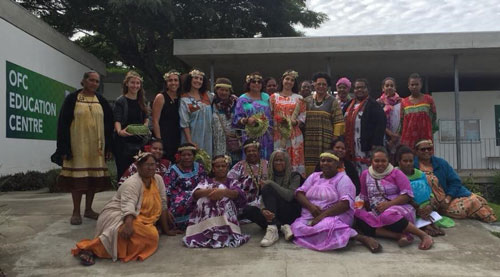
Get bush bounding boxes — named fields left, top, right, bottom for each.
left=0, top=171, right=48, bottom=191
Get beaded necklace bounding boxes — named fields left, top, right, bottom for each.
left=245, top=159, right=263, bottom=187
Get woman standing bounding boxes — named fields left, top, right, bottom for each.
left=270, top=70, right=306, bottom=176
left=233, top=72, right=273, bottom=160
left=179, top=69, right=213, bottom=156
left=335, top=77, right=352, bottom=111
left=71, top=152, right=173, bottom=265
left=152, top=70, right=182, bottom=161
left=113, top=71, right=150, bottom=180
left=52, top=71, right=113, bottom=225
left=377, top=77, right=401, bottom=162
left=304, top=72, right=344, bottom=176
left=343, top=79, right=386, bottom=173
left=354, top=147, right=433, bottom=250
left=212, top=78, right=241, bottom=163
left=183, top=155, right=250, bottom=248
left=414, top=139, right=497, bottom=223
left=400, top=73, right=437, bottom=148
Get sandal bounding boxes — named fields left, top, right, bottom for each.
left=79, top=250, right=95, bottom=266
left=70, top=215, right=82, bottom=225
left=84, top=210, right=99, bottom=220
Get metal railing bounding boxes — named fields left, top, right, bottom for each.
left=434, top=138, right=500, bottom=170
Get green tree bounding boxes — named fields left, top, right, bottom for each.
left=17, top=0, right=327, bottom=89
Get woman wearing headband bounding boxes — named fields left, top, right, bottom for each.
left=414, top=139, right=497, bottom=222
left=259, top=150, right=302, bottom=247
left=354, top=147, right=433, bottom=250
left=179, top=69, right=214, bottom=156
left=233, top=72, right=273, bottom=160
left=163, top=143, right=208, bottom=230
left=228, top=139, right=269, bottom=227
left=270, top=70, right=306, bottom=176
left=113, top=71, right=150, bottom=181
left=152, top=69, right=182, bottom=161
left=291, top=150, right=381, bottom=252
left=72, top=152, right=174, bottom=266
left=212, top=77, right=241, bottom=164
left=183, top=155, right=250, bottom=248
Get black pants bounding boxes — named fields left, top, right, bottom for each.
left=355, top=217, right=409, bottom=237
left=239, top=185, right=301, bottom=229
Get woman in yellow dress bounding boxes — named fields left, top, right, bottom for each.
left=52, top=71, right=114, bottom=225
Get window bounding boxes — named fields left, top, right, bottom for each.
left=439, top=119, right=481, bottom=143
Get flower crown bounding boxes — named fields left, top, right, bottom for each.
left=134, top=150, right=152, bottom=162
left=282, top=70, right=299, bottom=79
left=189, top=69, right=205, bottom=77
left=246, top=74, right=263, bottom=83
left=213, top=155, right=232, bottom=165
left=163, top=70, right=181, bottom=80
left=126, top=71, right=143, bottom=82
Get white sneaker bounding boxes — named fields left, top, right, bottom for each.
left=260, top=225, right=279, bottom=247
left=280, top=224, right=294, bottom=241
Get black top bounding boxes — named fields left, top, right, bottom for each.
left=125, top=97, right=143, bottom=127
left=159, top=92, right=181, bottom=161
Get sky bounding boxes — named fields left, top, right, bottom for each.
left=298, top=0, right=500, bottom=36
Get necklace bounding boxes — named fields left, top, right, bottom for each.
left=313, top=94, right=327, bottom=107
left=245, top=159, right=262, bottom=187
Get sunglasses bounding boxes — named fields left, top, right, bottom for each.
left=418, top=147, right=433, bottom=152
left=250, top=80, right=262, bottom=84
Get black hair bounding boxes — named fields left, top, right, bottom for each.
left=395, top=145, right=414, bottom=166
left=163, top=69, right=183, bottom=97
left=277, top=70, right=299, bottom=94
left=408, top=73, right=422, bottom=83
left=312, top=72, right=332, bottom=87
left=371, top=146, right=389, bottom=160
left=354, top=78, right=370, bottom=92
left=177, top=142, right=197, bottom=155
left=244, top=72, right=264, bottom=92
left=381, top=77, right=396, bottom=89
left=183, top=69, right=209, bottom=95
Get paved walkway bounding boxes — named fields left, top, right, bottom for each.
left=1, top=189, right=500, bottom=276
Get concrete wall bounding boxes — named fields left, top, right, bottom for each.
left=0, top=18, right=93, bottom=175
left=433, top=90, right=500, bottom=169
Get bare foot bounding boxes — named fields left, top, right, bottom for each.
left=84, top=210, right=99, bottom=220
left=397, top=234, right=413, bottom=247
left=70, top=215, right=82, bottom=225
left=419, top=235, right=434, bottom=250
left=356, top=235, right=382, bottom=253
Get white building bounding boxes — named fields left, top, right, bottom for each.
left=173, top=33, right=500, bottom=170
left=0, top=1, right=105, bottom=175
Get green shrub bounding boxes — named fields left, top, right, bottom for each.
left=0, top=171, right=48, bottom=191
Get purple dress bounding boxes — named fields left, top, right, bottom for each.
left=232, top=92, right=273, bottom=160
left=227, top=159, right=268, bottom=213
left=163, top=162, right=207, bottom=230
left=291, top=172, right=358, bottom=251
left=183, top=178, right=250, bottom=248
left=354, top=169, right=415, bottom=228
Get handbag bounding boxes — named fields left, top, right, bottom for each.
left=215, top=112, right=241, bottom=153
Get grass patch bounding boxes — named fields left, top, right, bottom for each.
left=491, top=231, right=500, bottom=239
left=489, top=202, right=500, bottom=222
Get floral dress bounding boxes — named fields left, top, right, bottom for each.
left=270, top=93, right=306, bottom=176
left=183, top=178, right=250, bottom=248
left=163, top=162, right=207, bottom=230
left=227, top=159, right=269, bottom=212
left=232, top=92, right=273, bottom=160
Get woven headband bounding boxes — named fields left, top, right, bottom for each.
left=319, top=152, right=339, bottom=161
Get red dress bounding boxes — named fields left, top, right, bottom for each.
left=400, top=94, right=437, bottom=148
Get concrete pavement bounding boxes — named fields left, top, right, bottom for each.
left=1, top=189, right=500, bottom=277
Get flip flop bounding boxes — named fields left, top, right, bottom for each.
left=84, top=211, right=99, bottom=220
left=79, top=250, right=95, bottom=266
left=70, top=215, right=82, bottom=225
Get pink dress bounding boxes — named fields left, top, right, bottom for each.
left=354, top=169, right=415, bottom=228
left=291, top=172, right=358, bottom=251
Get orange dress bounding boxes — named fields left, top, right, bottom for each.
left=72, top=180, right=162, bottom=262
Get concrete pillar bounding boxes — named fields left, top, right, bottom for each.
left=454, top=54, right=461, bottom=170
left=210, top=61, right=215, bottom=93
left=326, top=57, right=332, bottom=76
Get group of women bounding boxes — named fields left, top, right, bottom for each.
left=53, top=70, right=497, bottom=266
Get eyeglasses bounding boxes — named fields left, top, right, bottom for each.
left=418, top=147, right=433, bottom=152
left=250, top=80, right=262, bottom=84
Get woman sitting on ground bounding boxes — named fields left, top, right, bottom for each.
left=354, top=147, right=433, bottom=250
left=259, top=150, right=302, bottom=247
left=227, top=139, right=268, bottom=227
left=117, top=139, right=170, bottom=187
left=71, top=152, right=174, bottom=265
left=414, top=139, right=497, bottom=223
left=315, top=139, right=360, bottom=195
left=183, top=155, right=250, bottom=248
left=397, top=145, right=446, bottom=236
left=291, top=150, right=381, bottom=252
left=163, top=143, right=208, bottom=230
